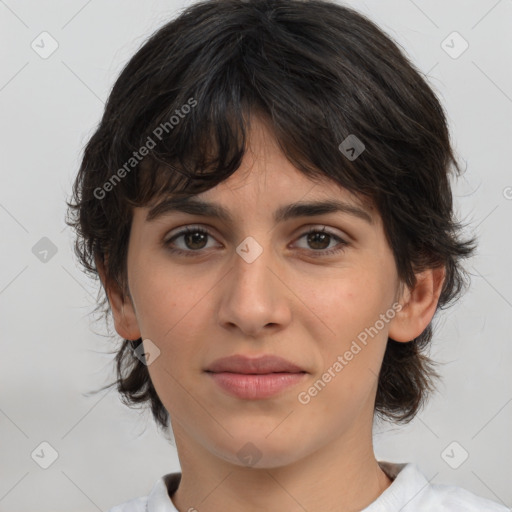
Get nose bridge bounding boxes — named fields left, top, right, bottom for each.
left=217, top=232, right=290, bottom=335
left=232, top=233, right=276, bottom=300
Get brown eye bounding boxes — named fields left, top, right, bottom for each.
left=181, top=230, right=209, bottom=250
left=306, top=231, right=331, bottom=250
left=294, top=227, right=348, bottom=256
left=164, top=226, right=218, bottom=256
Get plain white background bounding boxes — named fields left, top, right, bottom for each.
left=0, top=0, right=511, bottom=510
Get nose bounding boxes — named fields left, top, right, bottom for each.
left=216, top=236, right=292, bottom=338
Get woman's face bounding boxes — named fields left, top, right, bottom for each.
left=117, top=118, right=405, bottom=469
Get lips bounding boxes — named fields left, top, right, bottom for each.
left=205, top=354, right=307, bottom=399
left=205, top=354, right=306, bottom=374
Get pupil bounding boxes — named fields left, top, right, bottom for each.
left=308, top=232, right=329, bottom=250
left=186, top=232, right=207, bottom=249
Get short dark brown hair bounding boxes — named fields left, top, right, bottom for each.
left=66, top=0, right=476, bottom=432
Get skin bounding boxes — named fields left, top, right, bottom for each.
left=99, top=116, right=445, bottom=512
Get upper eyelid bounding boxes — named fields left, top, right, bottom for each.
left=164, top=224, right=216, bottom=240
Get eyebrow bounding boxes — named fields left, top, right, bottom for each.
left=146, top=197, right=373, bottom=225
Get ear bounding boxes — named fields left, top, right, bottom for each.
left=388, top=266, right=446, bottom=343
left=95, top=254, right=141, bottom=341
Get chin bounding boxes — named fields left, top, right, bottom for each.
left=208, top=430, right=306, bottom=470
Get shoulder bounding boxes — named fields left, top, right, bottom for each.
left=106, top=495, right=148, bottom=512
left=376, top=461, right=509, bottom=512
left=421, top=481, right=510, bottom=511
left=105, top=472, right=181, bottom=512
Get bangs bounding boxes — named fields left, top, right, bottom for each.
left=129, top=104, right=341, bottom=211
left=98, top=10, right=385, bottom=211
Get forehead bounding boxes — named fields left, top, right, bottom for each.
left=135, top=170, right=376, bottom=235
left=135, top=115, right=376, bottom=224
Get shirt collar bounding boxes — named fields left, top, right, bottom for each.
left=146, top=472, right=181, bottom=511
left=361, top=461, right=431, bottom=511
left=145, top=462, right=423, bottom=511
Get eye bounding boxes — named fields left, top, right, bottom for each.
left=293, top=226, right=348, bottom=256
left=163, top=225, right=348, bottom=257
left=163, top=225, right=218, bottom=256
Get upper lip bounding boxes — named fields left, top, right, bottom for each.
left=205, top=354, right=306, bottom=374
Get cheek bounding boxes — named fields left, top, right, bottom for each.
left=130, top=254, right=210, bottom=335
left=129, top=258, right=221, bottom=387
left=299, top=268, right=391, bottom=337
left=132, top=263, right=213, bottom=400
left=297, top=262, right=395, bottom=385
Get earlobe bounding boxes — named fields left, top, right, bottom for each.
left=388, top=266, right=446, bottom=343
left=95, top=254, right=141, bottom=341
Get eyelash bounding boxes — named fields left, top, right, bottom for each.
left=163, top=225, right=348, bottom=258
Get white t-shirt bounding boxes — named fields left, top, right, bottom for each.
left=107, top=460, right=510, bottom=511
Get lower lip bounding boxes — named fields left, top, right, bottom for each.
left=207, top=372, right=307, bottom=399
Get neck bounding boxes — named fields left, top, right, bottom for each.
left=170, top=422, right=393, bottom=512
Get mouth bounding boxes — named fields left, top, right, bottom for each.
left=205, top=354, right=306, bottom=374
left=204, top=354, right=307, bottom=400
